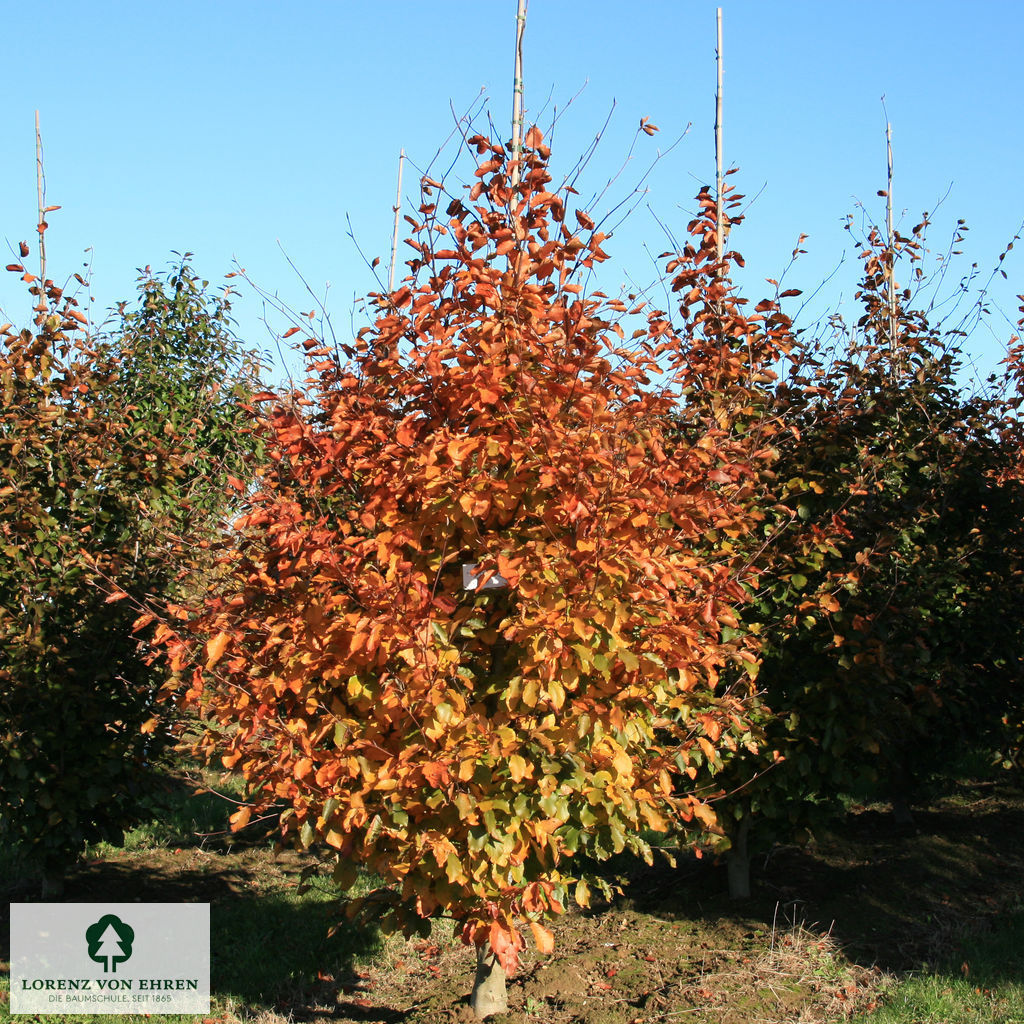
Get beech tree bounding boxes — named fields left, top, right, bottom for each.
left=154, top=128, right=789, bottom=1015
left=0, top=254, right=260, bottom=893
left=684, top=213, right=1024, bottom=898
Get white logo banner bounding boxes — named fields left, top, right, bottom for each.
left=10, top=903, right=210, bottom=1014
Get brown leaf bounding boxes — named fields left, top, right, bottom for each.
left=524, top=125, right=544, bottom=148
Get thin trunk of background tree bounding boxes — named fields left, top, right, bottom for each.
left=726, top=810, right=752, bottom=900
left=389, top=149, right=405, bottom=292
left=510, top=0, right=528, bottom=188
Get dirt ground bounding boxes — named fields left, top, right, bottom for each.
left=3, top=778, right=1022, bottom=1024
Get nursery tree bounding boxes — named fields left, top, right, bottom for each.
left=0, top=253, right=261, bottom=893
left=688, top=215, right=1024, bottom=898
left=107, top=257, right=263, bottom=538
left=154, top=128, right=789, bottom=1016
left=974, top=311, right=1024, bottom=781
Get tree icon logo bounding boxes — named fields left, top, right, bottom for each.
left=86, top=914, right=135, bottom=973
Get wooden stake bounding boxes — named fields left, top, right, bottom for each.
left=389, top=148, right=405, bottom=292
left=35, top=110, right=46, bottom=293
left=714, top=8, right=724, bottom=272
left=510, top=0, right=528, bottom=188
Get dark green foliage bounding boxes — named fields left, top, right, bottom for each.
left=0, top=258, right=262, bottom=888
left=684, top=216, right=1024, bottom=894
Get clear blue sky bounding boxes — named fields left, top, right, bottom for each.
left=2, top=1, right=1021, bottom=384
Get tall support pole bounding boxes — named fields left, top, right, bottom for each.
left=714, top=8, right=724, bottom=272
left=389, top=149, right=405, bottom=292
left=510, top=0, right=528, bottom=188
left=35, top=110, right=46, bottom=294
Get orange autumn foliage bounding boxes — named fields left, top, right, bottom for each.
left=155, top=129, right=790, bottom=972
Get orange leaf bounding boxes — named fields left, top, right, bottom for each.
left=423, top=761, right=451, bottom=788
left=205, top=631, right=231, bottom=670
left=529, top=921, right=555, bottom=954
left=489, top=923, right=524, bottom=975
left=229, top=806, right=252, bottom=831
left=697, top=736, right=717, bottom=761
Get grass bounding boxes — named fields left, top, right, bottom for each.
left=1, top=760, right=383, bottom=1024
left=2, top=761, right=1022, bottom=1024
left=854, top=906, right=1024, bottom=1023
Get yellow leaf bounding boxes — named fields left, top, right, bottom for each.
left=692, top=801, right=717, bottom=828
left=571, top=617, right=591, bottom=640
left=509, top=754, right=528, bottom=782
left=522, top=678, right=539, bottom=708
left=619, top=648, right=640, bottom=673
left=548, top=678, right=566, bottom=710
left=574, top=879, right=591, bottom=907
left=611, top=744, right=633, bottom=779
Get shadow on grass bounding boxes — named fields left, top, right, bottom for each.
left=126, top=767, right=284, bottom=854
left=0, top=853, right=384, bottom=1018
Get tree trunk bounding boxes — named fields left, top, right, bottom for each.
left=726, top=812, right=751, bottom=900
left=41, top=868, right=64, bottom=898
left=889, top=761, right=916, bottom=826
left=470, top=944, right=508, bottom=1018
left=891, top=795, right=915, bottom=826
